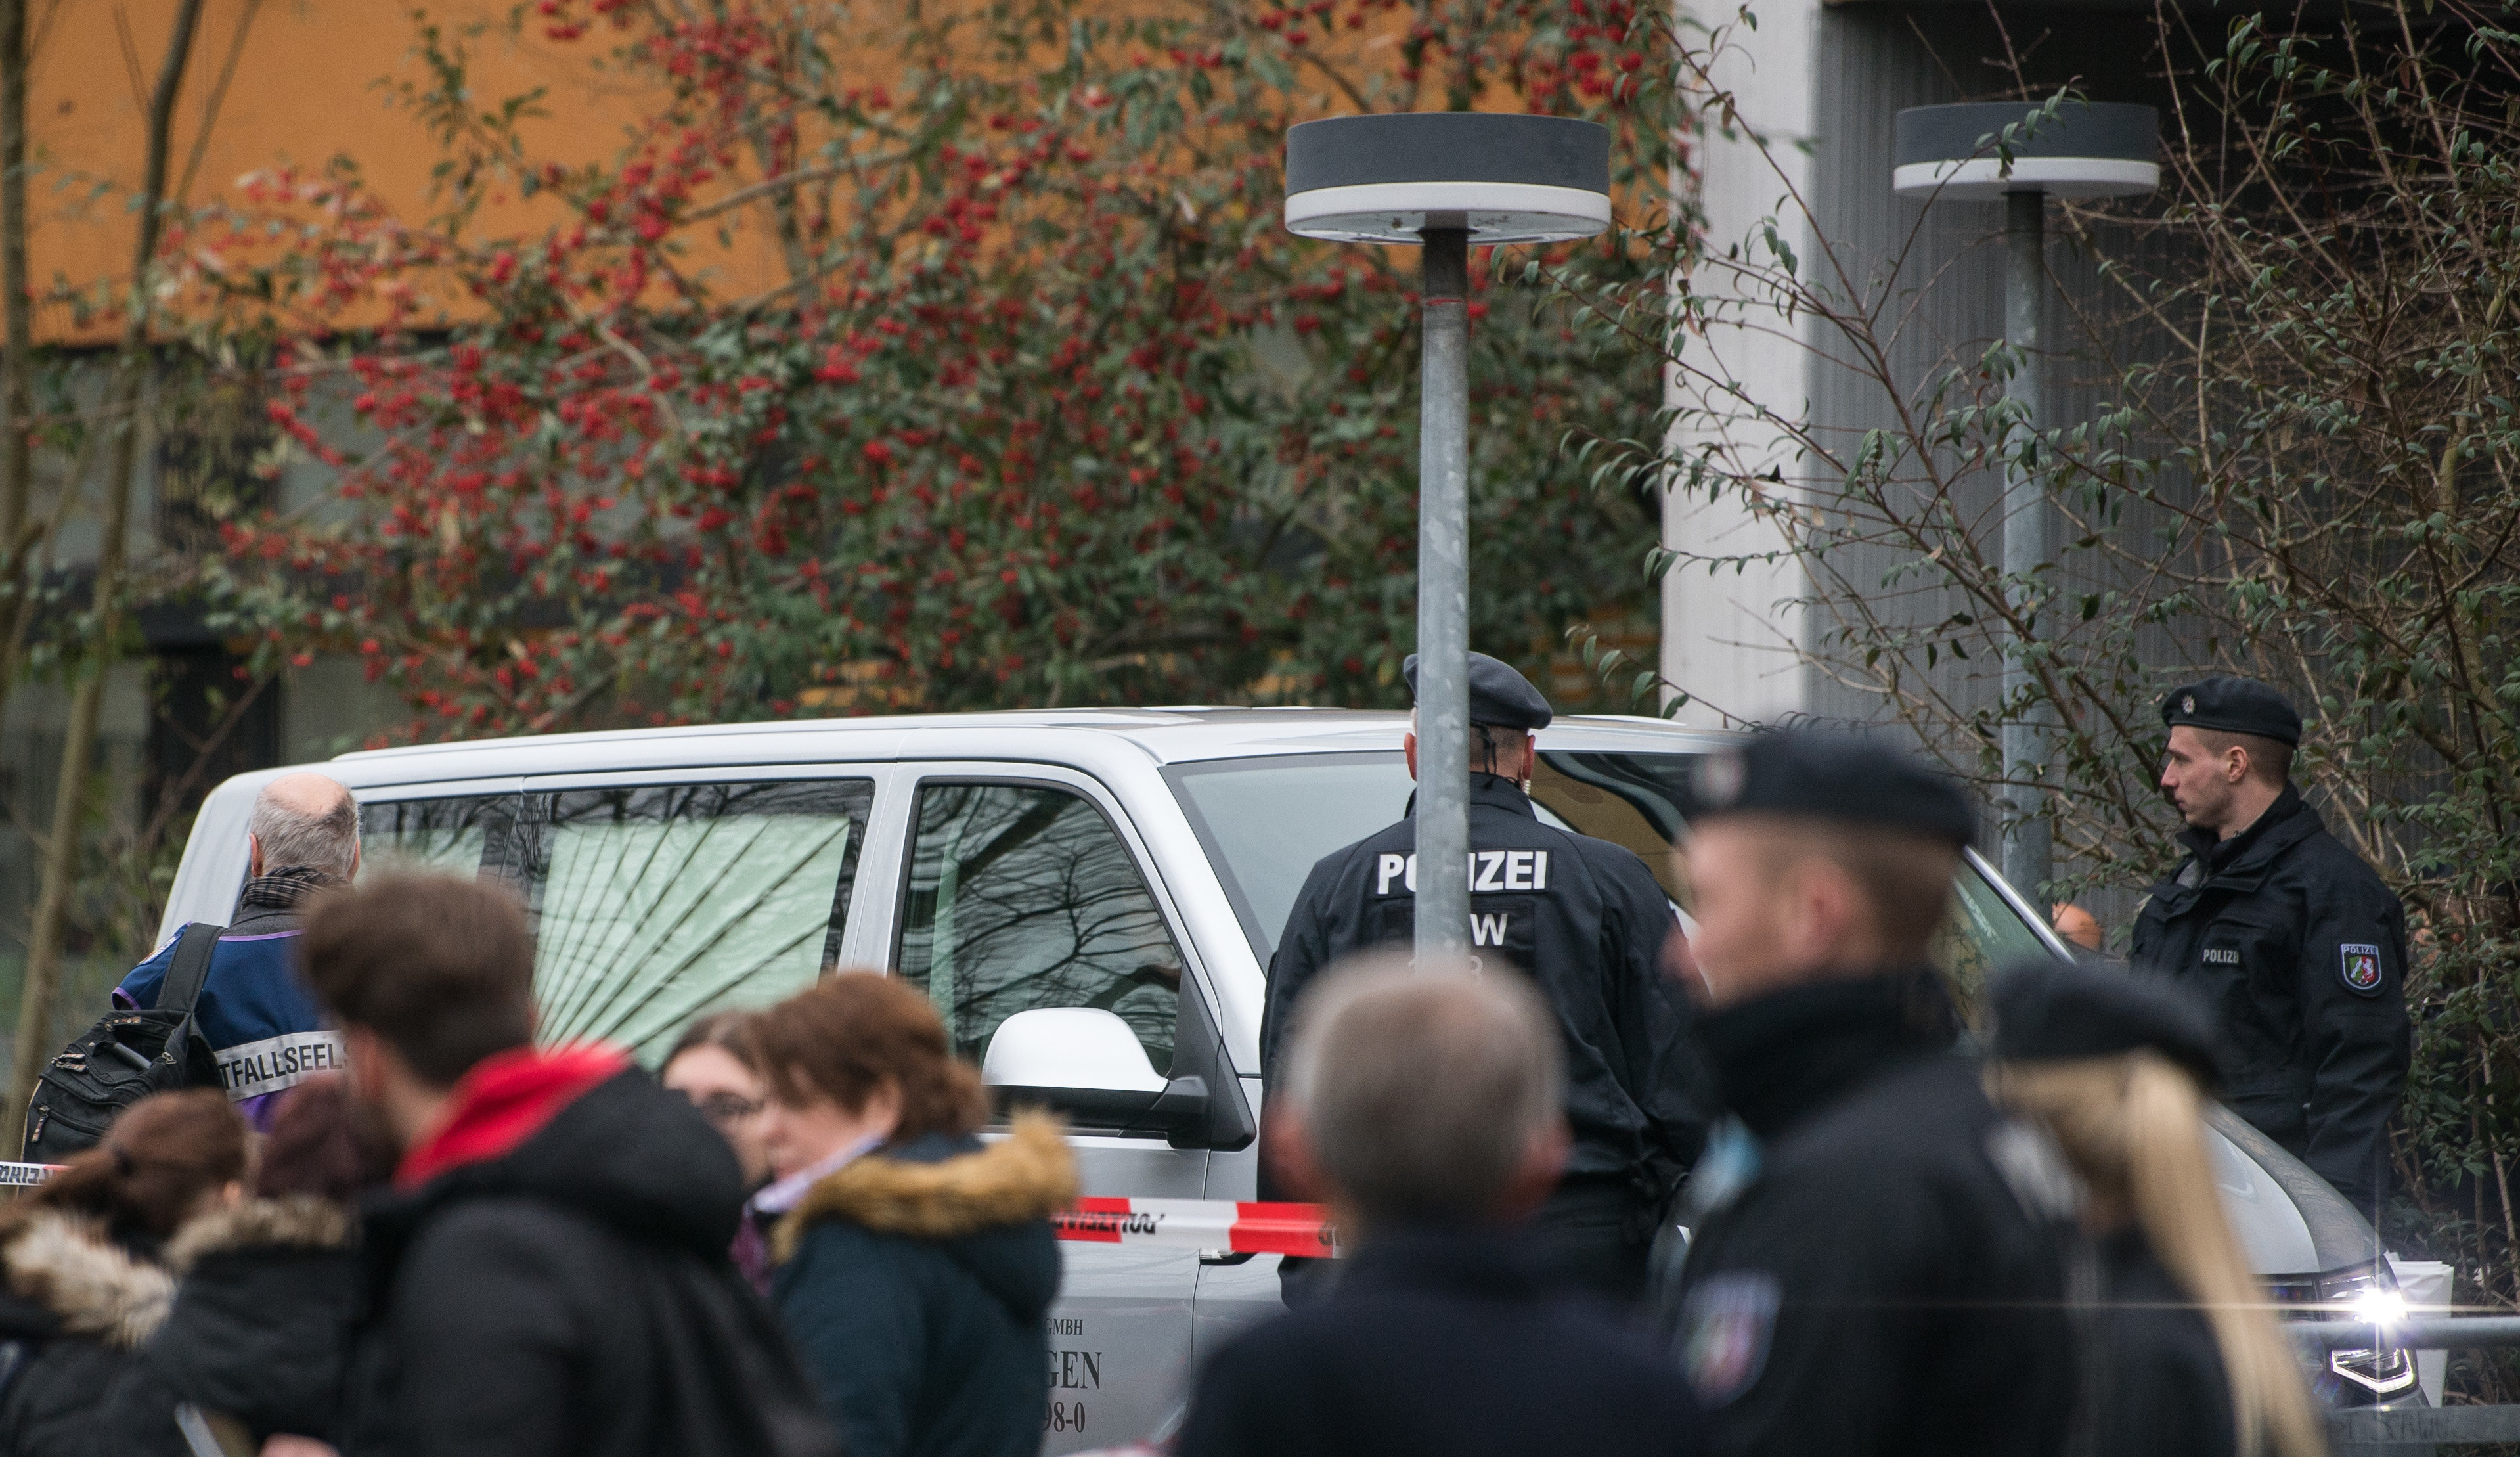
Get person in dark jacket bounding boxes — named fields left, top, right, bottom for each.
left=1985, top=960, right=2326, bottom=1457
left=2133, top=676, right=2411, bottom=1211
left=116, top=772, right=361, bottom=1128
left=748, top=972, right=1075, bottom=1457
left=1264, top=651, right=1706, bottom=1300
left=1181, top=953, right=1704, bottom=1457
left=1663, top=731, right=2079, bottom=1457
left=299, top=874, right=839, bottom=1457
left=97, top=1070, right=397, bottom=1455
left=0, top=1089, right=248, bottom=1457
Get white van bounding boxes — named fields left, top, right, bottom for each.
left=160, top=708, right=2416, bottom=1447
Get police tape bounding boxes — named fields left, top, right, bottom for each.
left=0, top=1159, right=1343, bottom=1261
left=1051, top=1198, right=1342, bottom=1257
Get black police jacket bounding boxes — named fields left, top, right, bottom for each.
left=1669, top=975, right=2078, bottom=1457
left=2131, top=784, right=2411, bottom=1209
left=1261, top=775, right=1707, bottom=1188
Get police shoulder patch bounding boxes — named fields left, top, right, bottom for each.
left=1679, top=1271, right=1780, bottom=1408
left=2339, top=943, right=2385, bottom=997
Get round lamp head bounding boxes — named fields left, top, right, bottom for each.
left=1892, top=101, right=2158, bottom=202
left=1284, top=113, right=1611, bottom=246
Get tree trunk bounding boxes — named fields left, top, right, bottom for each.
left=0, top=0, right=32, bottom=732
left=7, top=0, right=204, bottom=1128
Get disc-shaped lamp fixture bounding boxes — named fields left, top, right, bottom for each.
left=1891, top=101, right=2158, bottom=201
left=1284, top=112, right=1612, bottom=246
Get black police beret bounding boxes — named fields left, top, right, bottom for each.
left=2159, top=676, right=2301, bottom=748
left=1402, top=651, right=1553, bottom=731
left=1987, top=958, right=2222, bottom=1089
left=1689, top=730, right=1976, bottom=846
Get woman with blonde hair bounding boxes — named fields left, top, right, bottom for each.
left=1987, top=961, right=2326, bottom=1457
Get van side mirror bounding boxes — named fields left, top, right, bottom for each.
left=981, top=1007, right=1210, bottom=1140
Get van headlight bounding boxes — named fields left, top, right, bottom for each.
left=2268, top=1261, right=2419, bottom=1397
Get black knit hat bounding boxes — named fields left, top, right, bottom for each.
left=1987, top=958, right=2222, bottom=1089
left=1689, top=729, right=1976, bottom=847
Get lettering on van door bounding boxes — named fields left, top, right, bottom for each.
left=1042, top=1317, right=1098, bottom=1437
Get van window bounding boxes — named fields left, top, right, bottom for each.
left=1167, top=750, right=2061, bottom=1002
left=357, top=795, right=518, bottom=881
left=518, top=780, right=873, bottom=1065
left=1939, top=860, right=2053, bottom=1014
left=895, top=782, right=1182, bottom=1076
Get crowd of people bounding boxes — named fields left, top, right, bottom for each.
left=0, top=662, right=2388, bottom=1457
left=0, top=871, right=1073, bottom=1457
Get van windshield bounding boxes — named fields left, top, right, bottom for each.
left=1163, top=748, right=2050, bottom=1002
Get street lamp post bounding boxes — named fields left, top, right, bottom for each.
left=1285, top=112, right=1610, bottom=961
left=1891, top=101, right=2157, bottom=899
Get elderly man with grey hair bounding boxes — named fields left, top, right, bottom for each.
left=112, top=771, right=361, bottom=1127
left=1179, top=956, right=1705, bottom=1457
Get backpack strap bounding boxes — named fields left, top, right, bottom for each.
left=158, top=922, right=226, bottom=1017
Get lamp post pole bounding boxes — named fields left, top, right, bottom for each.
left=1414, top=227, right=1472, bottom=962
left=2000, top=189, right=2052, bottom=897
left=1281, top=112, right=1610, bottom=960
left=1891, top=100, right=2159, bottom=901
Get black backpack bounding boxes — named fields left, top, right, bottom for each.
left=22, top=922, right=226, bottom=1161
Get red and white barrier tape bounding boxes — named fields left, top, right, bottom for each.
left=3, top=1159, right=1341, bottom=1263
left=1052, top=1198, right=1342, bottom=1257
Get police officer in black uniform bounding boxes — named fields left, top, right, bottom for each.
left=1666, top=731, right=2077, bottom=1457
left=2133, top=676, right=2412, bottom=1211
left=1262, top=652, right=1706, bottom=1301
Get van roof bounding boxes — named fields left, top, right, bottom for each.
left=324, top=706, right=1740, bottom=784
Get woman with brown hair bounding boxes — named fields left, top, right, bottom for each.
left=99, top=1071, right=399, bottom=1456
left=1987, top=960, right=2326, bottom=1457
left=0, top=1088, right=250, bottom=1456
left=751, top=972, right=1076, bottom=1457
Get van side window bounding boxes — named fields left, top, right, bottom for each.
left=896, top=782, right=1181, bottom=1077
left=516, top=780, right=873, bottom=1065
left=358, top=796, right=518, bottom=882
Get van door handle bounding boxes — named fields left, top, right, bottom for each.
left=1199, top=1249, right=1258, bottom=1266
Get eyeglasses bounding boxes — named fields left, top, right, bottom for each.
left=692, top=1092, right=763, bottom=1127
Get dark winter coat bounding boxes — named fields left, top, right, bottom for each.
left=2131, top=784, right=2412, bottom=1209
left=1668, top=974, right=2081, bottom=1457
left=338, top=1064, right=839, bottom=1457
left=97, top=1196, right=360, bottom=1454
left=1177, top=1229, right=1706, bottom=1457
left=0, top=1209, right=175, bottom=1457
left=771, top=1112, right=1075, bottom=1457
left=2081, top=1230, right=2235, bottom=1457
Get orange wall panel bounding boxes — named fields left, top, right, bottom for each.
left=26, top=0, right=785, bottom=342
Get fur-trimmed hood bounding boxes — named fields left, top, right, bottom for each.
left=166, top=1196, right=356, bottom=1274
left=0, top=1209, right=172, bottom=1351
left=772, top=1112, right=1076, bottom=1261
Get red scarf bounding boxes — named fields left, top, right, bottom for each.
left=395, top=1043, right=630, bottom=1190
